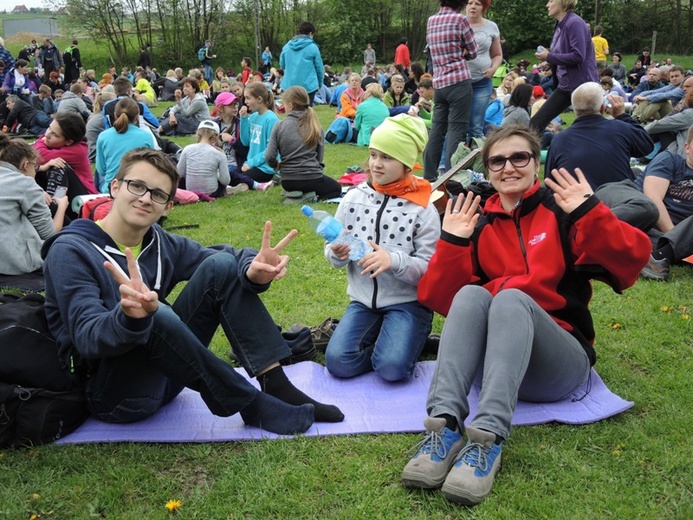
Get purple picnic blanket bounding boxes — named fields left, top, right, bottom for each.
left=57, top=361, right=633, bottom=444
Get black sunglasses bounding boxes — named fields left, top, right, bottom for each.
left=485, top=151, right=535, bottom=172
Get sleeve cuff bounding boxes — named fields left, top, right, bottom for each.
left=569, top=195, right=600, bottom=222
left=440, top=230, right=471, bottom=247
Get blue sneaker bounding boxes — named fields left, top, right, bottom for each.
left=441, top=426, right=502, bottom=505
left=401, top=417, right=464, bottom=489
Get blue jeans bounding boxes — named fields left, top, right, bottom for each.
left=203, top=64, right=214, bottom=85
left=29, top=111, right=51, bottom=135
left=84, top=254, right=291, bottom=423
left=325, top=300, right=433, bottom=381
left=423, top=79, right=473, bottom=180
left=468, top=77, right=493, bottom=140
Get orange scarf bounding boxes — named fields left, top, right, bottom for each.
left=372, top=174, right=432, bottom=208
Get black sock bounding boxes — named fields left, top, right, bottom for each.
left=258, top=366, right=345, bottom=423
left=240, top=392, right=314, bottom=435
left=437, top=413, right=458, bottom=432
left=653, top=243, right=674, bottom=263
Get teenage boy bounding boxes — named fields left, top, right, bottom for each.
left=42, top=149, right=343, bottom=435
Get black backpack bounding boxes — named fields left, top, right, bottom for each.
left=0, top=293, right=88, bottom=448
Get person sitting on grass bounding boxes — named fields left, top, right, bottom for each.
left=41, top=148, right=345, bottom=435
left=401, top=124, right=650, bottom=506
left=57, top=82, right=91, bottom=120
left=177, top=120, right=229, bottom=198
left=354, top=83, right=390, bottom=147
left=158, top=77, right=211, bottom=136
left=3, top=95, right=52, bottom=135
left=33, top=84, right=56, bottom=116
left=324, top=115, right=440, bottom=382
left=33, top=112, right=98, bottom=216
left=338, top=73, right=365, bottom=120
left=0, top=132, right=68, bottom=276
left=239, top=81, right=279, bottom=187
left=383, top=74, right=411, bottom=112
left=96, top=97, right=156, bottom=193
left=637, top=125, right=693, bottom=281
left=212, top=92, right=262, bottom=194
left=264, top=86, right=342, bottom=200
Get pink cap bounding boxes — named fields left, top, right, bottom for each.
left=215, top=92, right=238, bottom=107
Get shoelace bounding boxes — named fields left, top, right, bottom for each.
left=407, top=429, right=448, bottom=459
left=457, top=442, right=492, bottom=473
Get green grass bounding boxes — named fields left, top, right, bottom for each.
left=1, top=105, right=691, bottom=518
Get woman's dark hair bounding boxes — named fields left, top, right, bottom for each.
left=297, top=21, right=316, bottom=35
left=52, top=112, right=86, bottom=143
left=410, top=62, right=425, bottom=82
left=15, top=59, right=29, bottom=68
left=182, top=77, right=200, bottom=93
left=612, top=52, right=622, bottom=62
left=508, top=83, right=533, bottom=110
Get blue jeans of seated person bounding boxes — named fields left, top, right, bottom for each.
left=325, top=300, right=433, bottom=382
left=426, top=286, right=590, bottom=440
left=468, top=77, right=493, bottom=140
left=84, top=254, right=291, bottom=423
left=29, top=111, right=52, bottom=135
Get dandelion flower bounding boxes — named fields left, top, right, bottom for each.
left=661, top=306, right=669, bottom=312
left=32, top=493, right=41, bottom=500
left=165, top=499, right=182, bottom=513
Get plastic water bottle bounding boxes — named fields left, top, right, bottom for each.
left=301, top=205, right=370, bottom=261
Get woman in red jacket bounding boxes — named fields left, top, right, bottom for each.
left=401, top=125, right=651, bottom=506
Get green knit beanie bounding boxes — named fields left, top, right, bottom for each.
left=369, top=114, right=428, bottom=169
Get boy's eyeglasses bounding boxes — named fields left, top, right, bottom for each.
left=122, top=179, right=171, bottom=204
left=485, top=151, right=534, bottom=172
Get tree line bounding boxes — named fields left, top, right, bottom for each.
left=64, top=0, right=692, bottom=71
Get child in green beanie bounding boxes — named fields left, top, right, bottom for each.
left=324, top=114, right=441, bottom=381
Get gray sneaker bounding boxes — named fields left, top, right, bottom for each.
left=640, top=254, right=670, bottom=281
left=401, top=417, right=464, bottom=489
left=441, top=426, right=502, bottom=506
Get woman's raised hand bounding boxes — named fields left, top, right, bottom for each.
left=544, top=167, right=594, bottom=214
left=442, top=191, right=482, bottom=239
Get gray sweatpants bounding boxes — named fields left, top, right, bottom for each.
left=426, top=286, right=591, bottom=440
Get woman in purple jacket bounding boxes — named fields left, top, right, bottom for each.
left=530, top=0, right=598, bottom=133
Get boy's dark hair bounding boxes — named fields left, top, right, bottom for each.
left=117, top=149, right=180, bottom=199
left=15, top=59, right=29, bottom=68
left=297, top=21, right=316, bottom=35
left=113, top=76, right=133, bottom=95
left=242, top=56, right=252, bottom=67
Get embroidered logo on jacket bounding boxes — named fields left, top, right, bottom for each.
left=528, top=232, right=547, bottom=246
